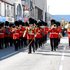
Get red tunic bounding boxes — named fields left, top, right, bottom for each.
left=35, top=28, right=42, bottom=38
left=44, top=27, right=49, bottom=35
left=57, top=26, right=62, bottom=33
left=13, top=33, right=19, bottom=40
left=23, top=27, right=28, bottom=38
left=49, top=28, right=59, bottom=38
left=13, top=29, right=20, bottom=40
left=67, top=31, right=70, bottom=38
left=0, top=33, right=4, bottom=38
left=0, top=29, right=5, bottom=38
left=20, top=26, right=26, bottom=37
left=27, top=27, right=35, bottom=40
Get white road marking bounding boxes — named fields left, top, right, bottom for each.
left=59, top=46, right=66, bottom=70
left=59, top=65, right=63, bottom=70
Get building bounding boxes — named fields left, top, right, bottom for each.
left=0, top=0, right=47, bottom=22
left=0, top=0, right=15, bottom=22
left=21, top=0, right=47, bottom=22
left=14, top=0, right=23, bottom=21
left=34, top=0, right=47, bottom=21
left=47, top=13, right=52, bottom=26
left=0, top=0, right=23, bottom=23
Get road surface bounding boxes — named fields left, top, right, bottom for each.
left=0, top=37, right=70, bottom=70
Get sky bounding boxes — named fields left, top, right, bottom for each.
left=47, top=0, right=70, bottom=15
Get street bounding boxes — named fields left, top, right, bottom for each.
left=0, top=37, right=70, bottom=70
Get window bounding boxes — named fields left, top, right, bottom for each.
left=0, top=2, right=5, bottom=16
left=0, top=3, right=1, bottom=16
left=17, top=4, right=22, bottom=16
left=5, top=3, right=14, bottom=17
left=6, top=4, right=10, bottom=17
left=11, top=6, right=14, bottom=17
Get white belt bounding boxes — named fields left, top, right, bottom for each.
left=50, top=33, right=58, bottom=34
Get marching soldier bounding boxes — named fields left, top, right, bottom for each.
left=4, top=21, right=10, bottom=48
left=22, top=22, right=28, bottom=47
left=27, top=24, right=35, bottom=53
left=12, top=21, right=20, bottom=51
left=67, top=24, right=70, bottom=48
left=49, top=24, right=59, bottom=51
left=57, top=25, right=62, bottom=47
left=34, top=25, right=39, bottom=50
left=0, top=23, right=4, bottom=49
left=40, top=22, right=48, bottom=45
left=26, top=18, right=35, bottom=53
left=9, top=23, right=14, bottom=47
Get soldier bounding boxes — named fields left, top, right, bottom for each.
left=44, top=23, right=49, bottom=43
left=23, top=22, right=29, bottom=47
left=35, top=25, right=43, bottom=49
left=4, top=21, right=10, bottom=48
left=67, top=24, right=70, bottom=48
left=18, top=20, right=24, bottom=48
left=49, top=24, right=59, bottom=51
left=36, top=20, right=43, bottom=48
left=12, top=21, right=20, bottom=51
left=40, top=21, right=48, bottom=45
left=9, top=23, right=14, bottom=47
left=27, top=18, right=35, bottom=54
left=57, top=25, right=62, bottom=48
left=0, top=23, right=4, bottom=49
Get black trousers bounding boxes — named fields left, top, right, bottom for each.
left=23, top=37, right=27, bottom=47
left=50, top=38, right=58, bottom=51
left=4, top=37, right=9, bottom=48
left=0, top=38, right=4, bottom=49
left=9, top=38, right=13, bottom=47
left=13, top=39, right=19, bottom=51
left=28, top=39, right=35, bottom=53
left=69, top=38, right=70, bottom=47
left=44, top=35, right=47, bottom=42
left=57, top=38, right=60, bottom=47
left=35, top=38, right=39, bottom=50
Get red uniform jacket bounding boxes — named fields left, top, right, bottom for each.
left=67, top=30, right=70, bottom=38
left=35, top=28, right=42, bottom=38
left=49, top=28, right=59, bottom=38
left=0, top=29, right=5, bottom=38
left=57, top=26, right=62, bottom=33
left=0, top=33, right=4, bottom=38
left=27, top=27, right=35, bottom=40
left=19, top=26, right=26, bottom=38
left=13, top=29, right=20, bottom=40
left=42, top=27, right=49, bottom=35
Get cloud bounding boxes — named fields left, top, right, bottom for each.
left=47, top=0, right=70, bottom=15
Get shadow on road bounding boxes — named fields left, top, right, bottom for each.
left=35, top=50, right=70, bottom=57
left=0, top=47, right=27, bottom=61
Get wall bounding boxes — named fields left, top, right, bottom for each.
left=34, top=0, right=47, bottom=21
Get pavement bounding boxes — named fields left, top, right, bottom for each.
left=0, top=37, right=70, bottom=70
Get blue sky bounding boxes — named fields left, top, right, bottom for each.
left=52, top=15, right=70, bottom=21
